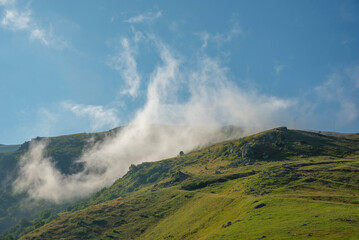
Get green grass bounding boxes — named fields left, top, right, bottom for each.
left=0, top=129, right=118, bottom=238
left=14, top=127, right=359, bottom=240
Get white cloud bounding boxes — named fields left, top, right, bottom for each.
left=1, top=9, right=30, bottom=30
left=13, top=141, right=63, bottom=201
left=36, top=108, right=59, bottom=136
left=0, top=0, right=14, bottom=6
left=125, top=11, right=162, bottom=24
left=315, top=74, right=342, bottom=101
left=199, top=32, right=210, bottom=49
left=0, top=0, right=66, bottom=48
left=338, top=101, right=357, bottom=124
left=199, top=22, right=242, bottom=49
left=62, top=102, right=120, bottom=131
left=274, top=62, right=285, bottom=75
left=109, top=38, right=141, bottom=97
left=315, top=71, right=358, bottom=125
left=30, top=28, right=49, bottom=45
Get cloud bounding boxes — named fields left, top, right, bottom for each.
left=30, top=28, right=49, bottom=45
left=199, top=21, right=242, bottom=49
left=62, top=102, right=120, bottom=132
left=1, top=8, right=30, bottom=30
left=274, top=61, right=285, bottom=75
left=109, top=38, right=141, bottom=97
left=35, top=108, right=59, bottom=136
left=199, top=32, right=210, bottom=49
left=315, top=69, right=359, bottom=125
left=13, top=35, right=295, bottom=202
left=13, top=141, right=62, bottom=201
left=0, top=0, right=66, bottom=48
left=0, top=0, right=14, bottom=6
left=125, top=11, right=162, bottom=24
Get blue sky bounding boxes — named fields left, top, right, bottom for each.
left=0, top=0, right=358, bottom=144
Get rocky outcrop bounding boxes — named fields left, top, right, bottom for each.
left=222, top=221, right=232, bottom=228
left=242, top=144, right=254, bottom=160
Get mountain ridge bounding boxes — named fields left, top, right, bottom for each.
left=2, top=127, right=357, bottom=239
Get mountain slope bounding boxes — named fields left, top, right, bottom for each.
left=17, top=127, right=359, bottom=240
left=0, top=130, right=116, bottom=236
left=0, top=145, right=20, bottom=154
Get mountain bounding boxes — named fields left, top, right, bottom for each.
left=0, top=125, right=239, bottom=238
left=0, top=145, right=20, bottom=154
left=0, top=130, right=116, bottom=237
left=2, top=127, right=358, bottom=239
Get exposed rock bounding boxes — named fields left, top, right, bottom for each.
left=178, top=151, right=184, bottom=156
left=254, top=203, right=266, bottom=209
left=277, top=126, right=288, bottom=133
left=222, top=221, right=232, bottom=228
left=228, top=162, right=238, bottom=168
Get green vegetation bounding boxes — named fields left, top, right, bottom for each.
left=5, top=127, right=358, bottom=239
left=0, top=129, right=119, bottom=238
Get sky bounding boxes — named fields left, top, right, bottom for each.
left=0, top=0, right=359, bottom=144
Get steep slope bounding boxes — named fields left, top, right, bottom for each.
left=0, top=130, right=115, bottom=236
left=18, top=127, right=359, bottom=240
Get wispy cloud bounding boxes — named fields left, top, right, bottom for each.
left=274, top=61, right=285, bottom=75
left=0, top=0, right=67, bottom=48
left=0, top=0, right=14, bottom=6
left=62, top=102, right=120, bottom=132
left=199, top=21, right=242, bottom=49
left=30, top=28, right=49, bottom=45
left=109, top=38, right=141, bottom=97
left=125, top=11, right=162, bottom=24
left=1, top=8, right=30, bottom=30
left=315, top=69, right=359, bottom=125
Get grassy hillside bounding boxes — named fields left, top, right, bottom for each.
left=0, top=129, right=118, bottom=237
left=14, top=127, right=359, bottom=240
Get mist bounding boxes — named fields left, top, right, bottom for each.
left=13, top=38, right=295, bottom=203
